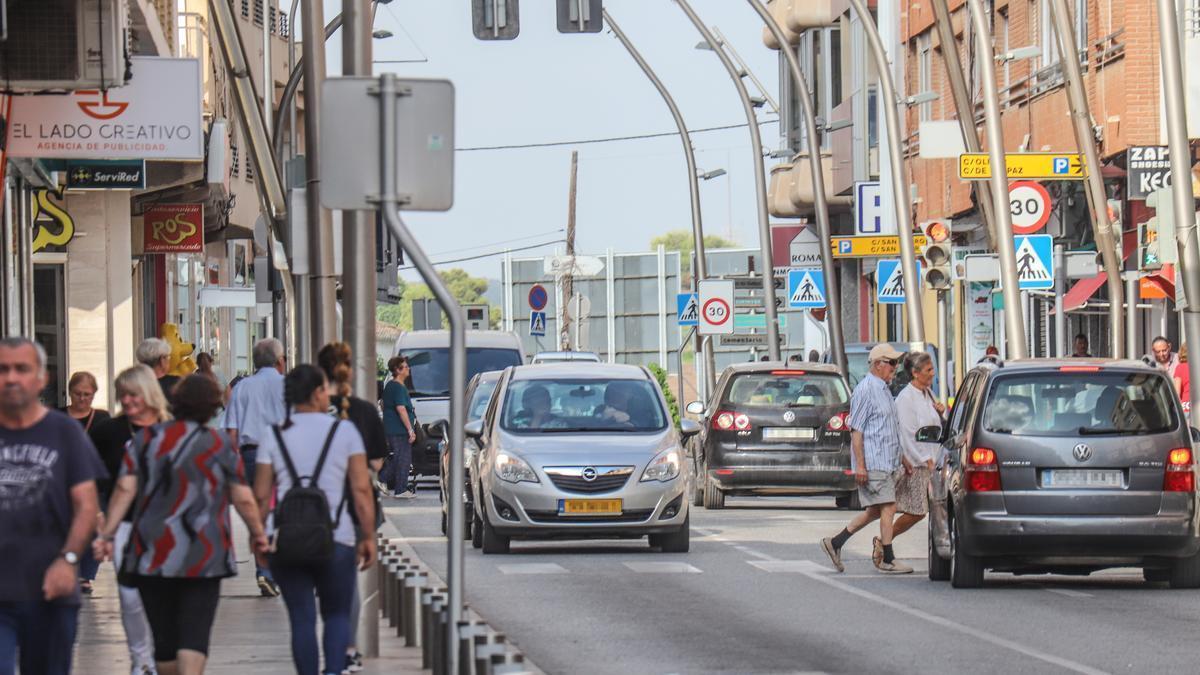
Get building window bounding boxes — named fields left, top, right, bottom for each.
left=1037, top=0, right=1086, bottom=89
left=793, top=26, right=840, bottom=152
left=917, top=33, right=932, bottom=121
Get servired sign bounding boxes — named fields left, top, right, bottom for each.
left=143, top=204, right=204, bottom=254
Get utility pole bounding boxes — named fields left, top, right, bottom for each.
left=303, top=0, right=337, bottom=356
left=561, top=151, right=578, bottom=351
left=1156, top=0, right=1200, bottom=414
left=1048, top=0, right=1124, bottom=358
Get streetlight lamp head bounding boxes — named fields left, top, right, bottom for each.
left=996, top=45, right=1042, bottom=62
left=905, top=91, right=939, bottom=106
left=750, top=96, right=767, bottom=108
left=698, top=168, right=727, bottom=180
left=373, top=29, right=394, bottom=39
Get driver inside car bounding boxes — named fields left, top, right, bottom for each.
left=515, top=384, right=556, bottom=429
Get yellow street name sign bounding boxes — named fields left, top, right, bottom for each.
left=832, top=235, right=929, bottom=258
left=958, top=152, right=1087, bottom=180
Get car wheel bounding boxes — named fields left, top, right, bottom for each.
left=480, top=512, right=510, bottom=555
left=1144, top=567, right=1170, bottom=584
left=440, top=510, right=447, bottom=536
left=1168, top=552, right=1200, bottom=589
left=928, top=522, right=951, bottom=582
left=691, top=459, right=704, bottom=507
left=471, top=506, right=483, bottom=550
left=702, top=470, right=725, bottom=510
left=462, top=504, right=474, bottom=540
left=949, top=514, right=984, bottom=588
left=652, top=515, right=690, bottom=553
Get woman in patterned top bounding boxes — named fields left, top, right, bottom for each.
left=95, top=374, right=269, bottom=675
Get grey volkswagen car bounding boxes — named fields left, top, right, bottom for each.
left=923, top=358, right=1200, bottom=588
left=466, top=363, right=700, bottom=554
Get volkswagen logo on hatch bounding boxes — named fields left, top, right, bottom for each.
left=1073, top=443, right=1092, bottom=462
left=782, top=411, right=796, bottom=423
left=581, top=467, right=598, bottom=482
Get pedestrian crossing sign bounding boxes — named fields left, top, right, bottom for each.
left=677, top=293, right=699, bottom=326
left=529, top=310, right=547, bottom=337
left=1013, top=234, right=1054, bottom=290
left=876, top=259, right=921, bottom=304
left=787, top=268, right=826, bottom=309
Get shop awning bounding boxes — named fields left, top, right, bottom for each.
left=1061, top=231, right=1138, bottom=312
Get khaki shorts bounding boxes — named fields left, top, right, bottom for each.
left=858, top=470, right=899, bottom=507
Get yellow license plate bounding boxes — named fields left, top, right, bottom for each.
left=559, top=499, right=623, bottom=515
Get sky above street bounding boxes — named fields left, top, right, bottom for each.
left=320, top=0, right=781, bottom=280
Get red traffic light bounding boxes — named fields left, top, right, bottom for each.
left=924, top=220, right=951, bottom=243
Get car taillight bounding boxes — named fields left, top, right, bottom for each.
left=1164, top=447, right=1195, bottom=492
left=966, top=447, right=1001, bottom=492
left=713, top=412, right=734, bottom=430
left=826, top=412, right=849, bottom=431
left=734, top=413, right=751, bottom=430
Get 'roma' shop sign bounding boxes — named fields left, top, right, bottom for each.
left=7, top=57, right=203, bottom=160
left=144, top=204, right=204, bottom=254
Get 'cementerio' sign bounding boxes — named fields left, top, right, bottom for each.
left=8, top=57, right=203, bottom=161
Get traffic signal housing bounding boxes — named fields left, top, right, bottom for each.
left=921, top=219, right=952, bottom=291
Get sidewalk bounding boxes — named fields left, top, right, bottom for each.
left=74, top=518, right=424, bottom=674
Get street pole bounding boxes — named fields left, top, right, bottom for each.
left=1048, top=0, right=1124, bottom=358
left=747, top=0, right=847, bottom=378
left=1054, top=244, right=1067, bottom=357
left=604, top=8, right=716, bottom=393
left=561, top=152, right=578, bottom=351
left=846, top=0, right=925, bottom=350
left=930, top=0, right=997, bottom=250
left=341, top=0, right=378, bottom=658
left=674, top=0, right=781, bottom=360
left=302, top=0, right=337, bottom=354
left=1155, top=0, right=1200, bottom=414
left=964, top=0, right=1027, bottom=359
left=937, top=292, right=948, bottom=400
left=1126, top=274, right=1138, bottom=358
left=377, top=73, right=467, bottom=675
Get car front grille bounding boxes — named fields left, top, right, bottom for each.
left=544, top=466, right=634, bottom=494
left=525, top=509, right=654, bottom=524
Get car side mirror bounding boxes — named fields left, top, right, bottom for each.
left=1190, top=426, right=1200, bottom=443
left=425, top=420, right=448, bottom=440
left=464, top=420, right=484, bottom=440
left=916, top=425, right=943, bottom=443
left=685, top=401, right=705, bottom=416
left=679, top=419, right=702, bottom=438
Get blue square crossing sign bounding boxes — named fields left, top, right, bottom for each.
left=677, top=293, right=699, bottom=327
left=787, top=268, right=826, bottom=309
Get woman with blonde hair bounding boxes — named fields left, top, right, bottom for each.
left=90, top=364, right=171, bottom=675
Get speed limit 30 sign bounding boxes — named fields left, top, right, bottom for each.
left=1009, top=181, right=1052, bottom=235
left=697, top=279, right=735, bottom=335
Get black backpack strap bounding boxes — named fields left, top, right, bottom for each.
left=271, top=425, right=303, bottom=486
left=309, top=420, right=341, bottom=486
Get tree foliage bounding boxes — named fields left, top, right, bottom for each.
left=375, top=268, right=497, bottom=330
left=650, top=229, right=740, bottom=280
left=648, top=363, right=680, bottom=429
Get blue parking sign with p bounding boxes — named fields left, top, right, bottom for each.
left=1053, top=157, right=1069, bottom=174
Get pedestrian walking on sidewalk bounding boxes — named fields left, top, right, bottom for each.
left=225, top=338, right=287, bottom=598
left=254, top=365, right=377, bottom=675
left=820, top=343, right=913, bottom=575
left=381, top=356, right=417, bottom=499
left=317, top=342, right=388, bottom=674
left=136, top=338, right=180, bottom=408
left=91, top=365, right=171, bottom=673
left=0, top=337, right=106, bottom=675
left=61, top=370, right=111, bottom=595
left=888, top=352, right=946, bottom=550
left=94, top=374, right=269, bottom=675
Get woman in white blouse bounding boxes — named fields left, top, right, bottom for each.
left=884, top=351, right=946, bottom=556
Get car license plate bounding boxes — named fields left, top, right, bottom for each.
left=1042, top=469, right=1123, bottom=488
left=558, top=499, right=623, bottom=515
left=762, top=427, right=816, bottom=441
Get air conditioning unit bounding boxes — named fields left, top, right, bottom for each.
left=0, top=0, right=129, bottom=91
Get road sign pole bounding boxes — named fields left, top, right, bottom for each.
left=847, top=0, right=925, bottom=351
left=1054, top=244, right=1067, bottom=357
left=1126, top=274, right=1138, bottom=358
left=1049, top=0, right=1124, bottom=358
left=676, top=0, right=780, bottom=360
left=1156, top=0, right=1200, bottom=415
left=748, top=0, right=846, bottom=377
left=966, top=0, right=1027, bottom=359
left=937, top=291, right=948, bottom=401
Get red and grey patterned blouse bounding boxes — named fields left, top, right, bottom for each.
left=120, top=420, right=246, bottom=578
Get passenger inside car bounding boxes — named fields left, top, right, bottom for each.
left=513, top=385, right=557, bottom=429
left=595, top=382, right=634, bottom=424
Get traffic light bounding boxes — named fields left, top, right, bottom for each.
left=921, top=220, right=952, bottom=291
left=471, top=0, right=520, bottom=40
left=557, top=0, right=603, bottom=33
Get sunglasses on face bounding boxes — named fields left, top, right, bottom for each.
left=877, top=358, right=899, bottom=367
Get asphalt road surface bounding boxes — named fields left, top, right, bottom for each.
left=385, top=490, right=1200, bottom=675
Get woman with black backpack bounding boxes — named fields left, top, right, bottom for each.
left=252, top=365, right=377, bottom=675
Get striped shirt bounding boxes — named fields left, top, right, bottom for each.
left=847, top=372, right=901, bottom=472
left=225, top=367, right=285, bottom=447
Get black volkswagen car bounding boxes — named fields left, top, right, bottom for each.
left=685, top=362, right=855, bottom=509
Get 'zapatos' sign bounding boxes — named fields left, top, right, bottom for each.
left=144, top=204, right=204, bottom=254
left=8, top=58, right=203, bottom=160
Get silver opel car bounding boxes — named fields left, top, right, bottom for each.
left=465, top=363, right=701, bottom=554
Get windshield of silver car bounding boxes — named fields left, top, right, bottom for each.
left=500, top=379, right=667, bottom=433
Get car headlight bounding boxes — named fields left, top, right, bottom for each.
left=640, top=448, right=682, bottom=482
left=494, top=452, right=539, bottom=484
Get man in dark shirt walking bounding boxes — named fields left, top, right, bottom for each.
left=0, top=337, right=105, bottom=675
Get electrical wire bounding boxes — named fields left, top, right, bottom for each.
left=400, top=238, right=564, bottom=270
left=455, top=118, right=779, bottom=152
left=428, top=228, right=566, bottom=257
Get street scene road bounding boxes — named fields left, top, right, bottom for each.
left=390, top=491, right=1200, bottom=675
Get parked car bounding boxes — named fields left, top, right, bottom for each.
left=393, top=330, right=524, bottom=478
left=467, top=363, right=700, bottom=554
left=923, top=358, right=1200, bottom=588
left=686, top=362, right=855, bottom=509
left=531, top=351, right=602, bottom=364
left=438, top=370, right=502, bottom=539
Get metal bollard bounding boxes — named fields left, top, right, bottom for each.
left=432, top=606, right=449, bottom=675
left=394, top=569, right=420, bottom=636
left=492, top=653, right=529, bottom=675
left=378, top=554, right=403, bottom=617
left=385, top=561, right=414, bottom=627
left=473, top=633, right=508, bottom=675
left=456, top=621, right=487, bottom=675
left=402, top=573, right=428, bottom=647
left=421, top=589, right=448, bottom=669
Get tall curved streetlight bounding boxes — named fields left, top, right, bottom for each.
left=746, top=0, right=847, bottom=377
left=674, top=0, right=782, bottom=361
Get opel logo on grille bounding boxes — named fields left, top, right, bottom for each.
left=782, top=411, right=796, bottom=423
left=581, top=467, right=598, bottom=482
left=1073, top=443, right=1092, bottom=462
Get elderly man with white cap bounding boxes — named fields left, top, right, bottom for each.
left=820, top=343, right=913, bottom=574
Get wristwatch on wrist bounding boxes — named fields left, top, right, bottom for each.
left=60, top=551, right=79, bottom=565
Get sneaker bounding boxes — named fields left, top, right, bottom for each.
left=394, top=490, right=417, bottom=500
left=131, top=665, right=157, bottom=675
left=876, top=559, right=914, bottom=574
left=257, top=574, right=280, bottom=597
left=819, top=537, right=844, bottom=573
left=872, top=537, right=884, bottom=568
left=344, top=651, right=364, bottom=673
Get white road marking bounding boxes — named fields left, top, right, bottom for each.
left=747, top=560, right=830, bottom=574
left=497, top=563, right=569, bottom=575
left=1045, top=588, right=1094, bottom=598
left=623, top=562, right=703, bottom=574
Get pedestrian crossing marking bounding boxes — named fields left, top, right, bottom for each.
left=746, top=560, right=830, bottom=574
left=1013, top=234, right=1054, bottom=290
left=875, top=259, right=920, bottom=304
left=497, top=563, right=569, bottom=575
left=529, top=310, right=547, bottom=337
left=621, top=562, right=702, bottom=574
left=676, top=292, right=699, bottom=326
left=787, top=268, right=826, bottom=309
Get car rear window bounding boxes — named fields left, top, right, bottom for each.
left=399, top=347, right=522, bottom=397
left=725, top=372, right=849, bottom=407
left=983, top=370, right=1179, bottom=436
